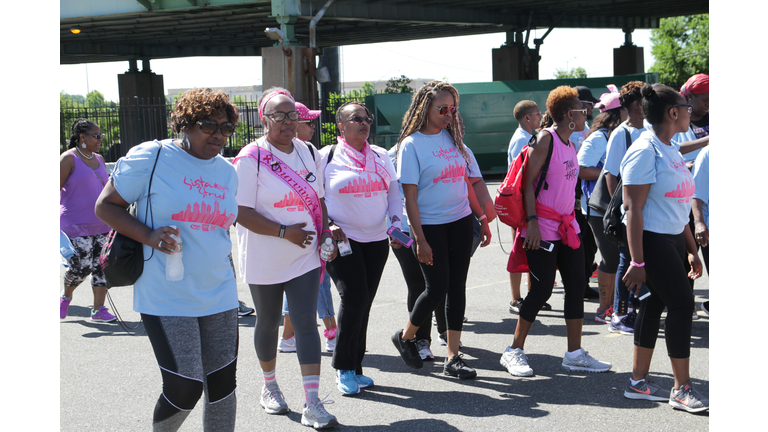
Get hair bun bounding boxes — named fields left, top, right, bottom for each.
left=641, top=84, right=656, bottom=98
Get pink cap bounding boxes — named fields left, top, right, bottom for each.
left=595, top=84, right=622, bottom=112
left=296, top=102, right=321, bottom=120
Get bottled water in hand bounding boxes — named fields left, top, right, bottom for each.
left=320, top=238, right=335, bottom=261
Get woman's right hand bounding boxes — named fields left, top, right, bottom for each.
left=149, top=226, right=181, bottom=255
left=622, top=265, right=646, bottom=297
left=524, top=221, right=542, bottom=250
left=695, top=221, right=709, bottom=247
left=416, top=239, right=433, bottom=265
left=284, top=222, right=316, bottom=249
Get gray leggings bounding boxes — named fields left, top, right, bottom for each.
left=249, top=267, right=322, bottom=365
left=142, top=309, right=238, bottom=432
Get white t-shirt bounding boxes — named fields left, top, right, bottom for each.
left=692, top=147, right=709, bottom=227
left=234, top=138, right=324, bottom=285
left=569, top=120, right=590, bottom=152
left=577, top=128, right=610, bottom=216
left=507, top=127, right=532, bottom=168
left=320, top=142, right=401, bottom=243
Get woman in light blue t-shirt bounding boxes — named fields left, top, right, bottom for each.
left=95, top=89, right=240, bottom=430
left=619, top=84, right=707, bottom=413
left=391, top=81, right=491, bottom=379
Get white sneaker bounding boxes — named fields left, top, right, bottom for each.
left=301, top=396, right=339, bottom=429
left=416, top=339, right=434, bottom=361
left=561, top=348, right=611, bottom=373
left=260, top=385, right=289, bottom=415
left=325, top=337, right=336, bottom=352
left=278, top=336, right=296, bottom=353
left=437, top=332, right=464, bottom=349
left=500, top=346, right=534, bottom=377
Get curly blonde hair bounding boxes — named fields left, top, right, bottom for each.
left=545, top=86, right=579, bottom=123
left=169, top=88, right=239, bottom=133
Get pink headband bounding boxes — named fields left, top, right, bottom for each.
left=259, top=90, right=295, bottom=121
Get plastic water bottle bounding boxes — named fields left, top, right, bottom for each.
left=320, top=238, right=335, bottom=261
left=166, top=225, right=184, bottom=281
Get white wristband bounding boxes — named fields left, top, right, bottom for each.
left=478, top=214, right=487, bottom=222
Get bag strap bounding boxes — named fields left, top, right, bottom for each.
left=625, top=128, right=631, bottom=150
left=533, top=134, right=554, bottom=198
left=327, top=144, right=336, bottom=165
left=142, top=142, right=162, bottom=262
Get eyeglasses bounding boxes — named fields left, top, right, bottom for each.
left=570, top=109, right=588, bottom=116
left=86, top=133, right=105, bottom=140
left=346, top=115, right=374, bottom=125
left=674, top=104, right=693, bottom=115
left=196, top=120, right=236, bottom=137
left=435, top=106, right=457, bottom=116
left=264, top=111, right=299, bottom=122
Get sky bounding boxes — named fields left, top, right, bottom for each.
left=58, top=28, right=655, bottom=102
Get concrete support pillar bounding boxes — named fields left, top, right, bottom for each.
left=262, top=45, right=318, bottom=107
left=492, top=44, right=540, bottom=81
left=613, top=29, right=645, bottom=76
left=117, top=59, right=167, bottom=158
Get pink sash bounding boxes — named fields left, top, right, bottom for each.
left=234, top=140, right=326, bottom=278
left=337, top=137, right=390, bottom=192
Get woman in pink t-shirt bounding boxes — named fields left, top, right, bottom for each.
left=500, top=86, right=612, bottom=378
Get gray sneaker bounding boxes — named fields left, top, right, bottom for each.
left=301, top=396, right=339, bottom=429
left=624, top=374, right=671, bottom=401
left=669, top=381, right=709, bottom=413
left=561, top=348, right=611, bottom=373
left=260, top=385, right=289, bottom=415
left=500, top=346, right=534, bottom=377
left=238, top=300, right=255, bottom=317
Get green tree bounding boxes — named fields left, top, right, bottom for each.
left=649, top=14, right=709, bottom=90
left=553, top=67, right=588, bottom=79
left=86, top=90, right=106, bottom=107
left=384, top=75, right=413, bottom=93
left=60, top=91, right=85, bottom=107
left=360, top=81, right=376, bottom=96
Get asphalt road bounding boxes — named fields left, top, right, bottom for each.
left=59, top=181, right=709, bottom=431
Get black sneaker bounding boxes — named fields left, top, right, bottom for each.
left=509, top=299, right=523, bottom=314
left=541, top=302, right=552, bottom=311
left=391, top=329, right=423, bottom=369
left=444, top=354, right=477, bottom=379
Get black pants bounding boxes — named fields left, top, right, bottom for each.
left=328, top=238, right=389, bottom=374
left=519, top=239, right=586, bottom=323
left=576, top=209, right=598, bottom=284
left=392, top=236, right=432, bottom=342
left=634, top=231, right=694, bottom=359
left=409, top=215, right=473, bottom=333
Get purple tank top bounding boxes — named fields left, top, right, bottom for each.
left=521, top=127, right=581, bottom=241
left=60, top=149, right=111, bottom=238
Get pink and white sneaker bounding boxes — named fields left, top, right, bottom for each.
left=90, top=306, right=116, bottom=323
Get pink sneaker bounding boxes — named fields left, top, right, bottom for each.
left=60, top=296, right=72, bottom=319
left=91, top=306, right=117, bottom=323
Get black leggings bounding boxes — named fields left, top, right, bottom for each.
left=634, top=231, right=694, bottom=359
left=409, top=215, right=473, bottom=332
left=328, top=238, right=389, bottom=374
left=519, top=239, right=586, bottom=323
left=392, top=236, right=432, bottom=342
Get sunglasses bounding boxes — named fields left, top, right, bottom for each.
left=346, top=116, right=374, bottom=125
left=674, top=104, right=693, bottom=115
left=435, top=106, right=457, bottom=116
left=86, top=133, right=105, bottom=140
left=570, top=109, right=588, bottom=116
left=264, top=111, right=299, bottom=122
left=196, top=120, right=236, bottom=137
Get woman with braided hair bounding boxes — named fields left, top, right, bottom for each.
left=60, top=118, right=116, bottom=323
left=391, top=81, right=491, bottom=379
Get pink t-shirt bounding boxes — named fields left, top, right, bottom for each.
left=521, top=128, right=581, bottom=242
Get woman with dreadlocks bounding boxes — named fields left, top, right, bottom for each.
left=390, top=81, right=491, bottom=379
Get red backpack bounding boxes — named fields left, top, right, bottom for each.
left=494, top=135, right=554, bottom=228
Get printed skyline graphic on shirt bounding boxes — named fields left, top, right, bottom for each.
left=664, top=179, right=695, bottom=203
left=433, top=160, right=466, bottom=184
left=274, top=191, right=306, bottom=211
left=339, top=174, right=387, bottom=196
left=171, top=200, right=236, bottom=231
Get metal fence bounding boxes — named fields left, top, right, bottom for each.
left=60, top=94, right=363, bottom=162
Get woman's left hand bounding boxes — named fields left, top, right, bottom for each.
left=688, top=253, right=703, bottom=280
left=388, top=237, right=402, bottom=249
left=479, top=220, right=492, bottom=247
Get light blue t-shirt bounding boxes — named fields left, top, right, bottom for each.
left=604, top=120, right=647, bottom=178
left=577, top=128, right=610, bottom=216
left=569, top=120, right=590, bottom=153
left=390, top=144, right=480, bottom=232
left=507, top=127, right=532, bottom=168
left=112, top=140, right=239, bottom=317
left=620, top=130, right=694, bottom=235
left=692, top=146, right=709, bottom=227
left=397, top=130, right=472, bottom=226
left=672, top=126, right=700, bottom=163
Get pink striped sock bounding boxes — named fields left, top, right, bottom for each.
left=263, top=369, right=277, bottom=389
left=303, top=375, right=320, bottom=403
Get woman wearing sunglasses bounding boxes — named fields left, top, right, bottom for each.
left=279, top=102, right=340, bottom=354
left=318, top=101, right=403, bottom=395
left=619, top=84, right=707, bottom=412
left=392, top=81, right=491, bottom=380
left=95, top=88, right=241, bottom=431
left=60, top=118, right=116, bottom=323
left=233, top=88, right=337, bottom=429
left=500, top=86, right=612, bottom=378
